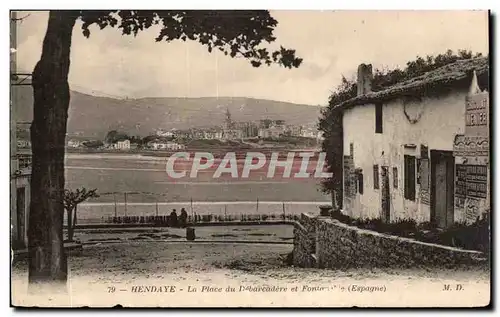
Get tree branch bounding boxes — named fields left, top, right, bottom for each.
left=11, top=13, right=31, bottom=22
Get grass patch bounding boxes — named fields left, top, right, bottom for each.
left=329, top=211, right=490, bottom=252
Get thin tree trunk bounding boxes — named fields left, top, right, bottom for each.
left=71, top=205, right=78, bottom=240
left=28, top=11, right=77, bottom=288
left=330, top=111, right=343, bottom=210
left=66, top=208, right=73, bottom=241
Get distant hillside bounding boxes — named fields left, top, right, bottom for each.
left=14, top=86, right=322, bottom=139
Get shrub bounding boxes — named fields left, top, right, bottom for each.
left=319, top=205, right=332, bottom=216
left=331, top=211, right=352, bottom=224
left=328, top=212, right=489, bottom=252
left=440, top=216, right=490, bottom=253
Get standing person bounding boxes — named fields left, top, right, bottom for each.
left=170, top=209, right=178, bottom=228
left=180, top=208, right=188, bottom=228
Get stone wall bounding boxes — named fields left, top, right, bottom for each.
left=292, top=214, right=318, bottom=268
left=293, top=213, right=486, bottom=269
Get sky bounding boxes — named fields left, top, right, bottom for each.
left=13, top=10, right=489, bottom=105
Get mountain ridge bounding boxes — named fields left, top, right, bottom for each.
left=14, top=87, right=323, bottom=139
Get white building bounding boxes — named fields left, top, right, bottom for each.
left=156, top=129, right=174, bottom=138
left=330, top=57, right=489, bottom=227
left=67, top=139, right=82, bottom=148
left=150, top=142, right=167, bottom=150
left=166, top=141, right=185, bottom=150
left=150, top=141, right=185, bottom=151
left=258, top=128, right=269, bottom=138
left=301, top=128, right=317, bottom=138
left=258, top=126, right=284, bottom=139
left=115, top=139, right=131, bottom=150
left=203, top=128, right=223, bottom=140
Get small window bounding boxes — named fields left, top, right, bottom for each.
left=404, top=155, right=416, bottom=201
left=375, top=103, right=383, bottom=134
left=373, top=165, right=379, bottom=190
left=393, top=167, right=398, bottom=189
left=416, top=158, right=421, bottom=185
left=357, top=170, right=364, bottom=195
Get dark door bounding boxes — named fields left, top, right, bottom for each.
left=381, top=166, right=391, bottom=223
left=16, top=187, right=26, bottom=248
left=431, top=151, right=454, bottom=228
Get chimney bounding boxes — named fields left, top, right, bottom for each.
left=357, top=63, right=373, bottom=96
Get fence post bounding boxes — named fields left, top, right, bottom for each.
left=190, top=197, right=194, bottom=219
left=113, top=192, right=117, bottom=218
left=256, top=198, right=259, bottom=213
left=124, top=192, right=128, bottom=217
left=156, top=199, right=159, bottom=217
left=282, top=202, right=286, bottom=221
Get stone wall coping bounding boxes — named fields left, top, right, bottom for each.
left=301, top=213, right=316, bottom=220
left=307, top=215, right=484, bottom=255
left=294, top=221, right=307, bottom=232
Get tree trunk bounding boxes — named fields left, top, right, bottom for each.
left=28, top=11, right=77, bottom=287
left=66, top=208, right=73, bottom=241
left=71, top=205, right=78, bottom=240
left=330, top=111, right=344, bottom=210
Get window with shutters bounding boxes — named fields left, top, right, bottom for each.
left=373, top=165, right=379, bottom=190
left=357, top=169, right=364, bottom=195
left=375, top=103, right=383, bottom=134
left=393, top=167, right=398, bottom=189
left=404, top=155, right=416, bottom=201
left=416, top=158, right=421, bottom=184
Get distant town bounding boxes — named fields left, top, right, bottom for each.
left=17, top=108, right=324, bottom=152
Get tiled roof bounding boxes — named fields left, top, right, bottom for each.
left=333, top=57, right=489, bottom=111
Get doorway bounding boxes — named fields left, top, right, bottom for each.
left=430, top=151, right=455, bottom=228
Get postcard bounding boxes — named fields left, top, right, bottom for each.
left=10, top=10, right=491, bottom=308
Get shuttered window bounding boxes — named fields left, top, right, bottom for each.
left=393, top=167, right=398, bottom=189
left=375, top=103, right=383, bottom=134
left=357, top=170, right=364, bottom=195
left=404, top=155, right=416, bottom=201
left=373, top=165, right=379, bottom=190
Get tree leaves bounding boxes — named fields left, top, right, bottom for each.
left=77, top=10, right=302, bottom=69
left=64, top=187, right=99, bottom=212
left=105, top=130, right=129, bottom=144
left=322, top=49, right=486, bottom=113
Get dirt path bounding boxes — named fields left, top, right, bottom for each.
left=72, top=224, right=294, bottom=245
left=11, top=242, right=490, bottom=307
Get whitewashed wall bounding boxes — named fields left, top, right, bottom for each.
left=342, top=91, right=467, bottom=222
